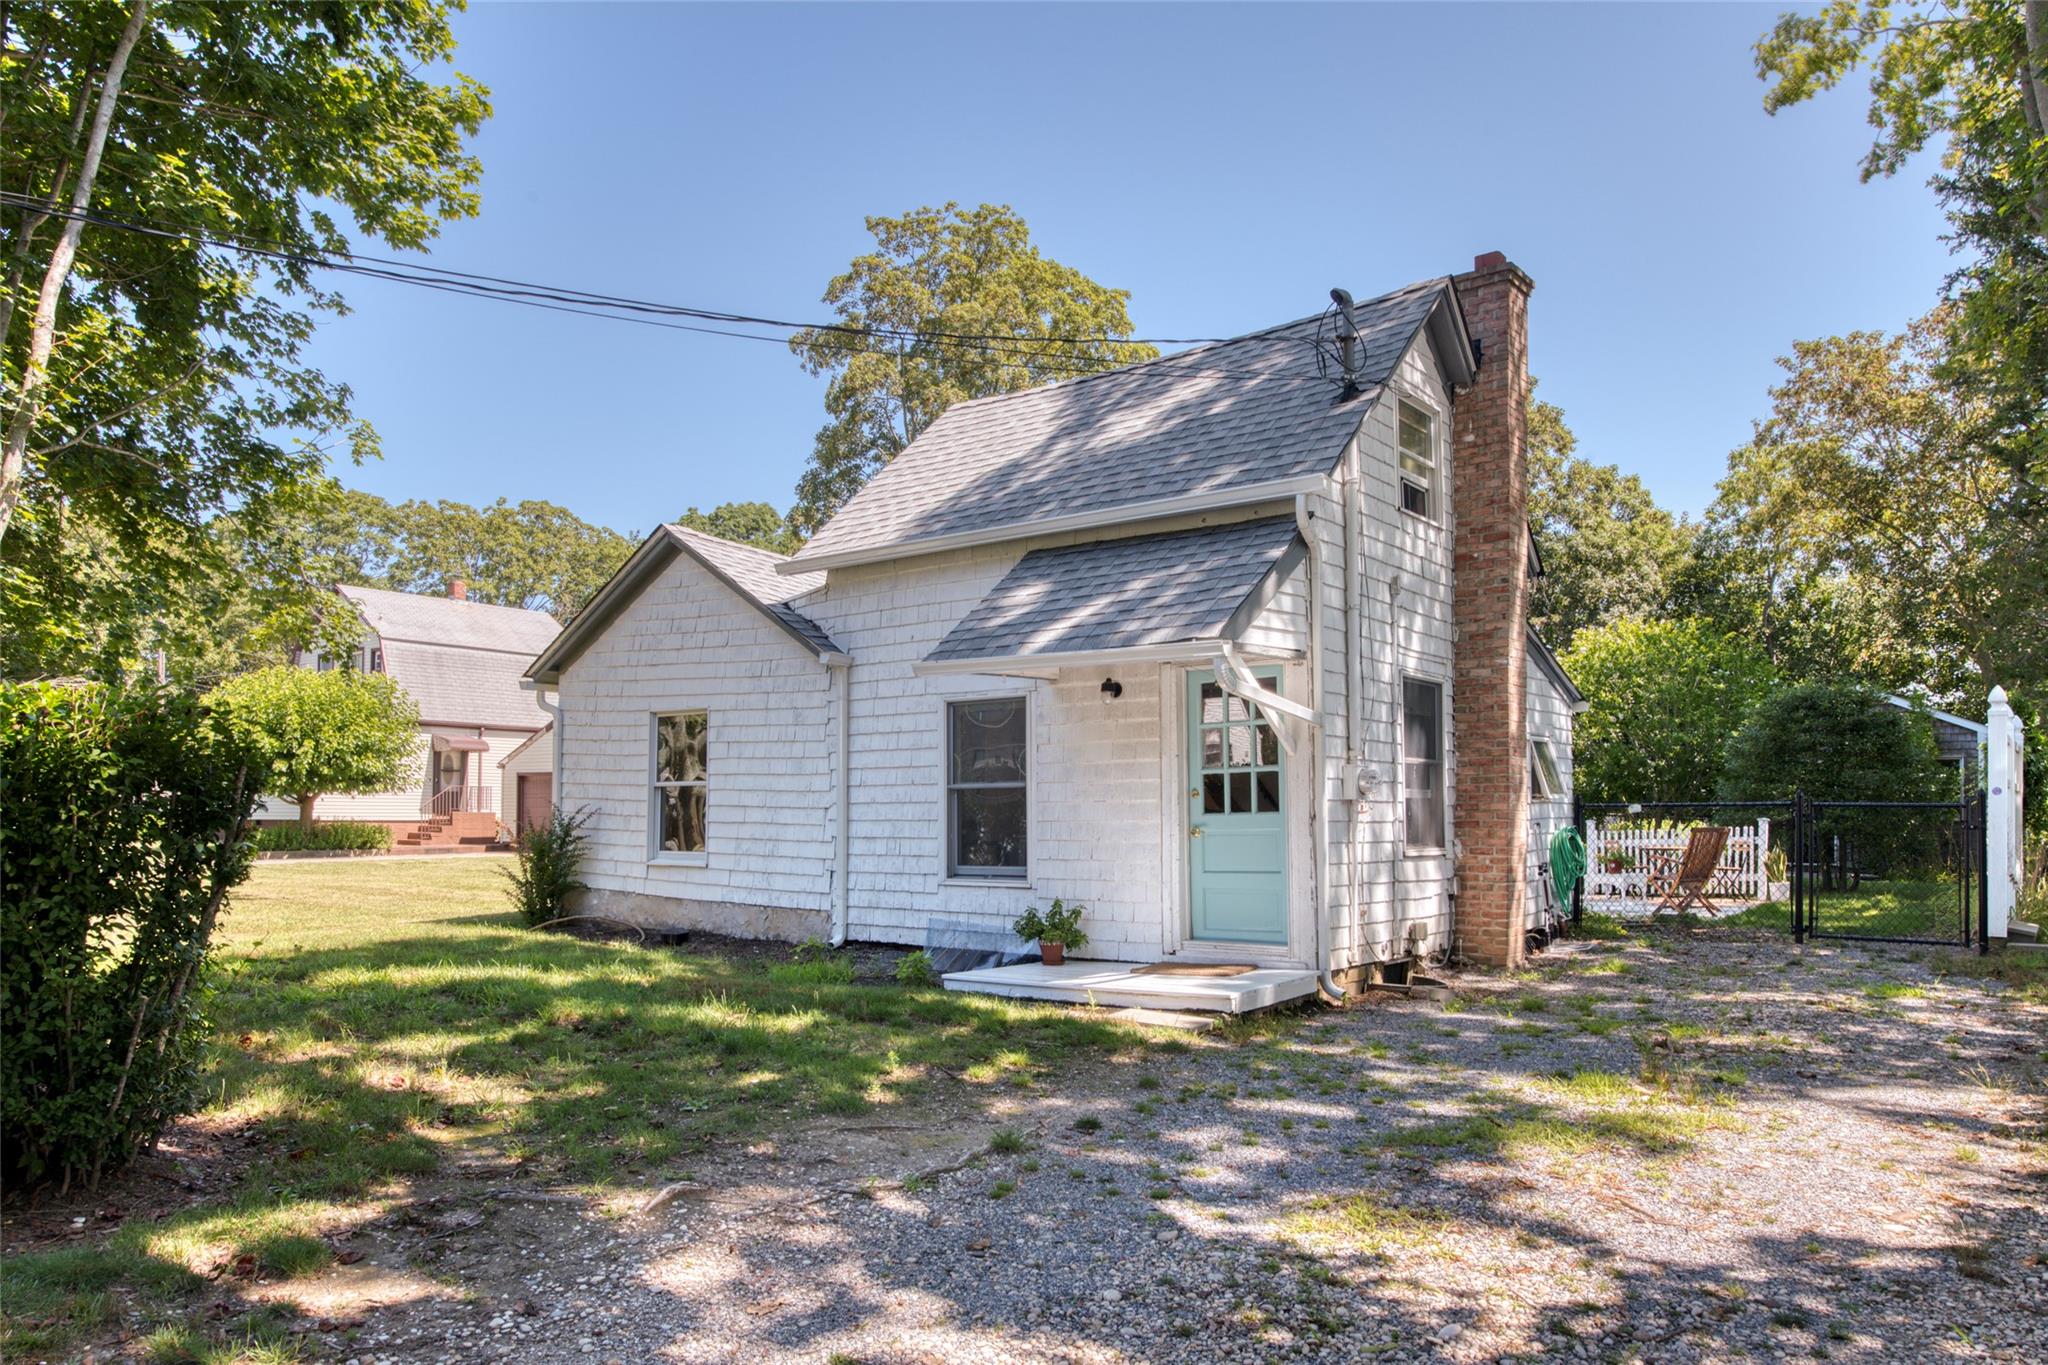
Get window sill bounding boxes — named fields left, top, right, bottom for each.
left=1403, top=847, right=1448, bottom=859
left=648, top=853, right=708, bottom=868
left=940, top=876, right=1032, bottom=890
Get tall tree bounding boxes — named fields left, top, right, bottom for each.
left=1, top=1, right=489, bottom=674
left=1756, top=1, right=2047, bottom=665
left=1693, top=313, right=2030, bottom=698
left=786, top=203, right=1157, bottom=534
left=1526, top=393, right=1692, bottom=648
left=379, top=498, right=632, bottom=620
left=674, top=501, right=799, bottom=554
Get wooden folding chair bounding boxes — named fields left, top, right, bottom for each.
left=1646, top=826, right=1730, bottom=913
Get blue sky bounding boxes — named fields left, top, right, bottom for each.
left=304, top=1, right=1953, bottom=536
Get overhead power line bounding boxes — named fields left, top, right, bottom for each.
left=0, top=194, right=1326, bottom=387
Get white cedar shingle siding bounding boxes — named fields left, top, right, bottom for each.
left=555, top=547, right=837, bottom=914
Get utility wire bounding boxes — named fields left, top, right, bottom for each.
left=2, top=194, right=1319, bottom=386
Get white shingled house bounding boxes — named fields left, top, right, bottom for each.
left=525, top=255, right=1579, bottom=1007
left=255, top=582, right=563, bottom=849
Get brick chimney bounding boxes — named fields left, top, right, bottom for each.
left=449, top=579, right=468, bottom=601
left=1449, top=252, right=1535, bottom=969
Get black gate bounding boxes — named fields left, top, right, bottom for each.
left=1794, top=792, right=1987, bottom=949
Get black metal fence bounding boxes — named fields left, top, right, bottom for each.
left=1568, top=792, right=1988, bottom=952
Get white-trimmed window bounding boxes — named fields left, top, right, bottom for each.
left=1530, top=737, right=1564, bottom=799
left=651, top=711, right=708, bottom=856
left=1402, top=678, right=1446, bottom=850
left=947, top=697, right=1028, bottom=878
left=1397, top=398, right=1435, bottom=519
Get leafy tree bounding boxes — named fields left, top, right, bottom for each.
left=377, top=497, right=632, bottom=621
left=674, top=501, right=799, bottom=554
left=1691, top=313, right=2028, bottom=698
left=208, top=666, right=419, bottom=832
left=786, top=203, right=1158, bottom=533
left=1561, top=618, right=1780, bottom=803
left=1721, top=681, right=1952, bottom=802
left=1, top=1, right=490, bottom=674
left=1527, top=393, right=1692, bottom=648
left=1756, top=0, right=2047, bottom=667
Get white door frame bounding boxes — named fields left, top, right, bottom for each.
left=1158, top=660, right=1314, bottom=968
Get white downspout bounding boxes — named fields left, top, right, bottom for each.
left=829, top=658, right=853, bottom=947
left=533, top=685, right=563, bottom=810
left=1295, top=491, right=1346, bottom=1004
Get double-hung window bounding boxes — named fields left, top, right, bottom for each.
left=947, top=697, right=1027, bottom=878
left=1397, top=399, right=1436, bottom=519
left=1402, top=678, right=1446, bottom=851
left=652, top=711, right=708, bottom=856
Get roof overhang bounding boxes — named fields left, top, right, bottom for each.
left=527, top=526, right=846, bottom=685
left=778, top=474, right=1326, bottom=576
left=431, top=734, right=491, bottom=753
left=1427, top=285, right=1480, bottom=388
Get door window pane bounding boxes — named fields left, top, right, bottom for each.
left=1229, top=772, right=1252, bottom=813
left=1203, top=773, right=1227, bottom=814
left=1255, top=770, right=1281, bottom=813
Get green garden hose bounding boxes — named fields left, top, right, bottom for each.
left=1549, top=826, right=1587, bottom=916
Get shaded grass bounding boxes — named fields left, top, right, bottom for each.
left=1720, top=880, right=1962, bottom=937
left=4, top=858, right=1158, bottom=1357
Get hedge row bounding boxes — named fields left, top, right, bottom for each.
left=250, top=820, right=393, bottom=852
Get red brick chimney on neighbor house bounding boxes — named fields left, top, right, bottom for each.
left=1450, top=251, right=1535, bottom=969
left=449, top=579, right=468, bottom=601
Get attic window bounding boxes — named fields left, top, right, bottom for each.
left=1397, top=399, right=1435, bottom=519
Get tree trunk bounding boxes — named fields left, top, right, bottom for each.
left=2026, top=3, right=2048, bottom=234
left=0, top=0, right=149, bottom=547
left=297, top=793, right=317, bottom=834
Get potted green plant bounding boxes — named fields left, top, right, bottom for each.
left=1013, top=898, right=1089, bottom=966
left=1601, top=849, right=1637, bottom=875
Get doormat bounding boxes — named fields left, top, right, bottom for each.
left=1131, top=962, right=1257, bottom=978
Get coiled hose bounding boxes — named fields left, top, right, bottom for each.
left=1548, top=826, right=1587, bottom=927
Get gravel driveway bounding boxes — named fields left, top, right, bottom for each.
left=313, top=931, right=2045, bottom=1363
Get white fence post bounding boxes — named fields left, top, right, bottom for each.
left=1986, top=686, right=2025, bottom=941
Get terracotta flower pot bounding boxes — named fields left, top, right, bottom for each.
left=1040, top=940, right=1065, bottom=966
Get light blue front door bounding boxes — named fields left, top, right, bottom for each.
left=1186, top=669, right=1287, bottom=944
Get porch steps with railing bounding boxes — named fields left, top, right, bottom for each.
left=395, top=810, right=502, bottom=850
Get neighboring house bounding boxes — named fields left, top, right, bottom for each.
left=256, top=582, right=564, bottom=845
left=1882, top=693, right=1984, bottom=795
left=1527, top=628, right=1587, bottom=919
left=525, top=254, right=1574, bottom=986
left=498, top=723, right=555, bottom=839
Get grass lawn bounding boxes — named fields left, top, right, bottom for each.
left=2, top=857, right=1160, bottom=1360
left=1716, top=879, right=1971, bottom=939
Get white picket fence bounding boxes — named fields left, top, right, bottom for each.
left=1584, top=817, right=1773, bottom=902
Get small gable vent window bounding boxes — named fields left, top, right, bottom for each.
left=1397, top=399, right=1435, bottom=519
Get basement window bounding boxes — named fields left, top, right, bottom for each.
left=651, top=710, right=708, bottom=857
left=1397, top=399, right=1435, bottom=519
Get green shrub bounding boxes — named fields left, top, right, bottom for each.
left=1, top=683, right=261, bottom=1192
left=249, top=820, right=393, bottom=853
left=895, top=949, right=939, bottom=986
left=504, top=806, right=590, bottom=928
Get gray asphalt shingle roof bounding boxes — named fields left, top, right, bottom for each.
left=791, top=278, right=1452, bottom=567
left=338, top=584, right=564, bottom=654
left=667, top=527, right=840, bottom=656
left=924, top=517, right=1303, bottom=664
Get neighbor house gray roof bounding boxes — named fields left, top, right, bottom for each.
left=333, top=585, right=561, bottom=729
left=786, top=277, right=1474, bottom=571
left=381, top=639, right=552, bottom=729
left=337, top=583, right=564, bottom=656
left=525, top=525, right=843, bottom=685
left=922, top=517, right=1305, bottom=667
left=1527, top=629, right=1585, bottom=708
